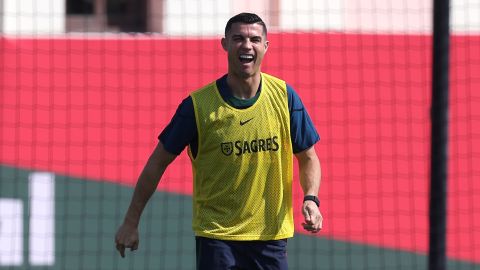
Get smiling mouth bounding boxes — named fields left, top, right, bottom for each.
left=239, top=54, right=254, bottom=63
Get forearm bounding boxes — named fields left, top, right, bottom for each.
left=122, top=142, right=176, bottom=228
left=296, top=146, right=323, bottom=233
left=123, top=159, right=167, bottom=227
left=297, top=147, right=321, bottom=197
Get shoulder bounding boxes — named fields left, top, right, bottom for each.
left=262, top=72, right=287, bottom=87
left=176, top=96, right=195, bottom=117
left=158, top=95, right=197, bottom=155
left=286, top=84, right=304, bottom=111
left=261, top=73, right=289, bottom=102
left=190, top=80, right=218, bottom=98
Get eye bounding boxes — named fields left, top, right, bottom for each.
left=233, top=36, right=243, bottom=42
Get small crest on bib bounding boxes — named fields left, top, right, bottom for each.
left=221, top=142, right=233, bottom=156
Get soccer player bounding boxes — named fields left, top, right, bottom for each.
left=115, top=12, right=323, bottom=270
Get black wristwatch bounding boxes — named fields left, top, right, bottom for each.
left=303, top=195, right=320, bottom=207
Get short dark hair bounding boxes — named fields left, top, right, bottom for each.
left=224, top=13, right=267, bottom=37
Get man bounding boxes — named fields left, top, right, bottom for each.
left=115, top=12, right=323, bottom=270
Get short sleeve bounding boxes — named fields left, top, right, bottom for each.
left=287, top=84, right=320, bottom=153
left=158, top=96, right=197, bottom=155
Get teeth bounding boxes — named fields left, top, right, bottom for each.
left=239, top=55, right=254, bottom=60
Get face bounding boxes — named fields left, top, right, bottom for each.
left=221, top=22, right=269, bottom=79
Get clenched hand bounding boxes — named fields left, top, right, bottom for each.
left=115, top=223, right=139, bottom=258
left=301, top=201, right=323, bottom=233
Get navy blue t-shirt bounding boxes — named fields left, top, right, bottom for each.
left=159, top=74, right=319, bottom=157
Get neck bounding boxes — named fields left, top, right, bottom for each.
left=226, top=73, right=262, bottom=99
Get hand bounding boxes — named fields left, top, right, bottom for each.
left=115, top=223, right=139, bottom=258
left=301, top=201, right=323, bottom=233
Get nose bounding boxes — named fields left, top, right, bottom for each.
left=241, top=38, right=253, bottom=50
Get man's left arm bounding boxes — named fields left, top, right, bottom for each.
left=295, top=146, right=323, bottom=233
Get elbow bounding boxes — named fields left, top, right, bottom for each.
left=296, top=146, right=320, bottom=165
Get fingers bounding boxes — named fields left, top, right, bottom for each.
left=132, top=241, right=139, bottom=251
left=116, top=243, right=126, bottom=258
left=302, top=222, right=322, bottom=233
left=302, top=214, right=322, bottom=233
left=303, top=207, right=312, bottom=224
left=116, top=240, right=138, bottom=258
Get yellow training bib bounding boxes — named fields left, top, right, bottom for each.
left=189, top=73, right=294, bottom=240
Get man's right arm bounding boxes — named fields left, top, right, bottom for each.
left=115, top=141, right=177, bottom=257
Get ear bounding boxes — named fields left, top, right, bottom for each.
left=264, top=40, right=269, bottom=53
left=221, top=37, right=227, bottom=51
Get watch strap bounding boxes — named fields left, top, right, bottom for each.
left=303, top=195, right=320, bottom=207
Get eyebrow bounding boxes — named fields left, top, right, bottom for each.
left=231, top=34, right=262, bottom=40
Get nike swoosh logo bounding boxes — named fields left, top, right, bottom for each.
left=240, top=118, right=254, bottom=126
